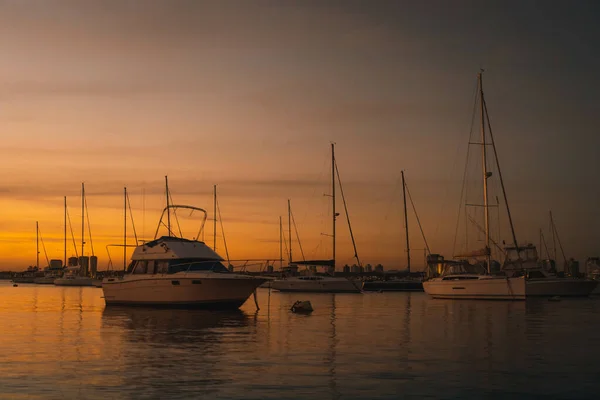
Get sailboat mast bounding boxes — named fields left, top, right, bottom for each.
left=402, top=170, right=411, bottom=273
left=81, top=183, right=85, bottom=260
left=288, top=199, right=292, bottom=263
left=36, top=221, right=39, bottom=269
left=165, top=176, right=171, bottom=236
left=213, top=185, right=217, bottom=251
left=331, top=143, right=336, bottom=271
left=124, top=187, right=127, bottom=271
left=279, top=216, right=283, bottom=269
left=478, top=73, right=491, bottom=273
left=550, top=210, right=556, bottom=260
left=64, top=196, right=67, bottom=267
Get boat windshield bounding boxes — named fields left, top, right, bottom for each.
left=440, top=262, right=487, bottom=277
left=129, top=259, right=230, bottom=274
left=168, top=259, right=229, bottom=274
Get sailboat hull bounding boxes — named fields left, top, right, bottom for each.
left=271, top=277, right=361, bottom=293
left=423, top=276, right=526, bottom=300
left=102, top=273, right=266, bottom=309
left=54, top=277, right=95, bottom=286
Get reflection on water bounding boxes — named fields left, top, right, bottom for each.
left=1, top=281, right=600, bottom=399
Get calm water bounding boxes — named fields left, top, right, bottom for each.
left=1, top=281, right=599, bottom=399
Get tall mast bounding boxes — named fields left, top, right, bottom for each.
left=36, top=221, right=39, bottom=269
left=550, top=210, right=556, bottom=260
left=124, top=187, right=127, bottom=271
left=165, top=176, right=171, bottom=236
left=279, top=216, right=283, bottom=269
left=478, top=73, right=491, bottom=273
left=213, top=185, right=217, bottom=251
left=288, top=199, right=292, bottom=263
left=63, top=196, right=67, bottom=267
left=331, top=143, right=336, bottom=270
left=81, top=183, right=85, bottom=260
left=402, top=170, right=411, bottom=273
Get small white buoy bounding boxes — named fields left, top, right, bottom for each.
left=291, top=300, right=313, bottom=313
left=549, top=296, right=561, bottom=302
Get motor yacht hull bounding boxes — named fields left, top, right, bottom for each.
left=54, top=277, right=95, bottom=287
left=423, top=276, right=526, bottom=300
left=526, top=278, right=598, bottom=297
left=102, top=274, right=266, bottom=309
left=270, top=277, right=361, bottom=293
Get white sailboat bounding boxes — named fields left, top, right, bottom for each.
left=271, top=144, right=362, bottom=293
left=33, top=222, right=64, bottom=284
left=101, top=177, right=267, bottom=308
left=423, top=72, right=526, bottom=300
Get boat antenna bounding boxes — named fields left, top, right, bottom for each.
left=481, top=76, right=519, bottom=252
left=402, top=170, right=411, bottom=272
left=478, top=72, right=492, bottom=273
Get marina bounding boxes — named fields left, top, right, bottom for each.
left=1, top=1, right=599, bottom=399
left=1, top=282, right=600, bottom=399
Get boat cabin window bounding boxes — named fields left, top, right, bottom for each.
left=126, top=261, right=136, bottom=274
left=156, top=261, right=169, bottom=274
left=167, top=259, right=230, bottom=274
left=146, top=261, right=156, bottom=274
left=132, top=260, right=147, bottom=274
left=506, top=246, right=538, bottom=263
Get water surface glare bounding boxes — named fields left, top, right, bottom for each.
left=1, top=281, right=599, bottom=399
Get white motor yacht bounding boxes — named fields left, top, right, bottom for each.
left=102, top=200, right=267, bottom=309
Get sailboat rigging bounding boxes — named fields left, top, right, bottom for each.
left=270, top=143, right=362, bottom=293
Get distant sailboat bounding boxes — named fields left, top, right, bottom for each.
left=55, top=184, right=98, bottom=287
left=363, top=171, right=425, bottom=292
left=271, top=144, right=362, bottom=293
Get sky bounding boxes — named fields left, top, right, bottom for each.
left=1, top=0, right=599, bottom=271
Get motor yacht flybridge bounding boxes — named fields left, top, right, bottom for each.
left=101, top=177, right=267, bottom=309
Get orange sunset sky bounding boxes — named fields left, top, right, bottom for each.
left=1, top=1, right=599, bottom=271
